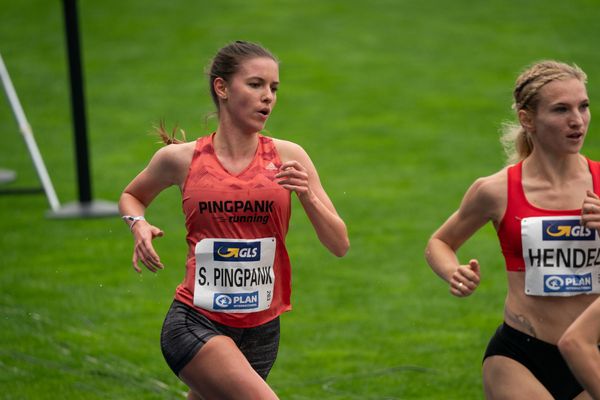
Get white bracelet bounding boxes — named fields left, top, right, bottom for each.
left=122, top=215, right=145, bottom=231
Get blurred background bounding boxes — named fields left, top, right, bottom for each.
left=1, top=1, right=600, bottom=398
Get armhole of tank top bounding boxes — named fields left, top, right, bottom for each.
left=496, top=164, right=516, bottom=233
left=181, top=138, right=203, bottom=193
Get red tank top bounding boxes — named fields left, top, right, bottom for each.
left=175, top=133, right=292, bottom=327
left=497, top=159, right=600, bottom=271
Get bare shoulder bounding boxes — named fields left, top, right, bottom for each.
left=152, top=141, right=195, bottom=165
left=470, top=167, right=508, bottom=200
left=461, top=166, right=509, bottom=222
left=270, top=137, right=309, bottom=163
left=147, top=141, right=196, bottom=185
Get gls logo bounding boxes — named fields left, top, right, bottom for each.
left=213, top=241, right=261, bottom=262
left=542, top=219, right=595, bottom=241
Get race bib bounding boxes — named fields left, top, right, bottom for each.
left=193, top=237, right=276, bottom=313
left=522, top=216, right=600, bottom=296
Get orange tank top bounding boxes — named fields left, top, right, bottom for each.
left=175, top=133, right=292, bottom=327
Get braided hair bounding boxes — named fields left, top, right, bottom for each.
left=501, top=61, right=587, bottom=164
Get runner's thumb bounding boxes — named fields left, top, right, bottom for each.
left=468, top=259, right=480, bottom=274
left=151, top=226, right=164, bottom=238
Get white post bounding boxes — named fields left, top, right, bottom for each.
left=0, top=52, right=61, bottom=212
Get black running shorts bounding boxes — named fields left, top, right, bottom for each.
left=484, top=322, right=583, bottom=400
left=160, top=300, right=280, bottom=379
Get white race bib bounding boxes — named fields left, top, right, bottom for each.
left=522, top=216, right=600, bottom=296
left=193, top=237, right=276, bottom=313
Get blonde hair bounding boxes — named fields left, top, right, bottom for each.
left=501, top=60, right=587, bottom=164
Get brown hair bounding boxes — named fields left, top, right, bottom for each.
left=207, top=40, right=278, bottom=110
left=500, top=60, right=587, bottom=164
left=156, top=41, right=278, bottom=145
left=155, top=120, right=186, bottom=145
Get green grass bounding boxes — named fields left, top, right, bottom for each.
left=2, top=0, right=600, bottom=398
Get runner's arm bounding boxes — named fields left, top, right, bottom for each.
left=119, top=145, right=187, bottom=272
left=558, top=298, right=600, bottom=399
left=275, top=140, right=349, bottom=257
left=425, top=177, right=501, bottom=296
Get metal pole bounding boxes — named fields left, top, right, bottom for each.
left=47, top=0, right=118, bottom=218
left=0, top=52, right=61, bottom=211
left=62, top=0, right=92, bottom=203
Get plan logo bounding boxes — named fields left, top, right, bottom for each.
left=544, top=274, right=592, bottom=293
left=542, top=219, right=595, bottom=241
left=213, top=292, right=259, bottom=310
left=213, top=241, right=261, bottom=262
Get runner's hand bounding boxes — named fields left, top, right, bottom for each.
left=131, top=221, right=164, bottom=273
left=450, top=259, right=480, bottom=297
left=276, top=160, right=311, bottom=197
left=581, top=190, right=600, bottom=232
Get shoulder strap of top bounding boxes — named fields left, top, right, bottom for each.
left=257, top=134, right=281, bottom=165
left=587, top=158, right=600, bottom=196
left=506, top=161, right=523, bottom=204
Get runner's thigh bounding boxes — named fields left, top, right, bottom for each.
left=179, top=335, right=278, bottom=400
left=483, top=356, right=553, bottom=400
